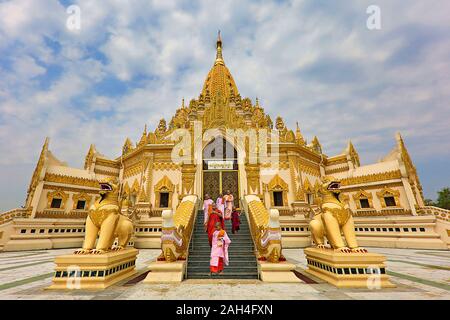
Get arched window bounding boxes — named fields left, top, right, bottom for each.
left=266, top=174, right=289, bottom=207
left=46, top=189, right=69, bottom=210
left=154, top=176, right=175, bottom=209
left=352, top=190, right=373, bottom=209
left=377, top=187, right=400, bottom=208
left=72, top=192, right=92, bottom=210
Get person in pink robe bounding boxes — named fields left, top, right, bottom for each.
left=202, top=194, right=214, bottom=225
left=216, top=194, right=225, bottom=216
left=210, top=222, right=231, bottom=275
left=223, top=190, right=234, bottom=220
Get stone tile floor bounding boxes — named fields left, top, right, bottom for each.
left=0, top=248, right=448, bottom=300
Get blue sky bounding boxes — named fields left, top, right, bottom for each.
left=0, top=0, right=449, bottom=211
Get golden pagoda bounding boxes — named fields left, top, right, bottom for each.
left=0, top=32, right=448, bottom=256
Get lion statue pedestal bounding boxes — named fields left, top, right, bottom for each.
left=47, top=248, right=138, bottom=290
left=304, top=247, right=394, bottom=288
left=48, top=178, right=138, bottom=290
left=305, top=177, right=395, bottom=288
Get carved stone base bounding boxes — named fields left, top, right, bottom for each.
left=258, top=261, right=301, bottom=283
left=47, top=248, right=138, bottom=290
left=304, top=247, right=395, bottom=288
left=143, top=261, right=186, bottom=283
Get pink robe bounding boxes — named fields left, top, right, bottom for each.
left=223, top=194, right=234, bottom=220
left=216, top=197, right=225, bottom=216
left=210, top=230, right=231, bottom=267
left=203, top=199, right=214, bottom=224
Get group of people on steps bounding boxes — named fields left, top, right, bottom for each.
left=202, top=191, right=241, bottom=276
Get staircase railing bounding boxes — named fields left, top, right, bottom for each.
left=0, top=208, right=31, bottom=226
left=241, top=195, right=284, bottom=263
left=158, top=195, right=199, bottom=262
left=418, top=206, right=450, bottom=221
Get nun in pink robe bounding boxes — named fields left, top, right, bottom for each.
left=210, top=226, right=231, bottom=274
left=203, top=194, right=214, bottom=225
left=216, top=194, right=225, bottom=217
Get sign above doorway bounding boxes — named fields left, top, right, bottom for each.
left=207, top=160, right=234, bottom=170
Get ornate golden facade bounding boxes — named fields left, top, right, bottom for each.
left=1, top=33, right=448, bottom=253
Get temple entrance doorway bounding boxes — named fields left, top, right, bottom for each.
left=202, top=136, right=239, bottom=208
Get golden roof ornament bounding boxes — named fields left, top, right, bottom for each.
left=311, top=136, right=322, bottom=154
left=295, top=122, right=305, bottom=145
left=122, top=138, right=133, bottom=155
left=216, top=30, right=223, bottom=63
left=201, top=31, right=239, bottom=101
left=275, top=116, right=285, bottom=131
left=137, top=125, right=148, bottom=147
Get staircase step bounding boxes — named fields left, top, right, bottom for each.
left=188, top=262, right=257, bottom=268
left=187, top=209, right=258, bottom=279
left=187, top=272, right=259, bottom=279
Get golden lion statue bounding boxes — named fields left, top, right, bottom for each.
left=309, top=176, right=367, bottom=253
left=74, top=178, right=133, bottom=254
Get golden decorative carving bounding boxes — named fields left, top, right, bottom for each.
left=299, top=159, right=321, bottom=177
left=347, top=141, right=360, bottom=167
left=122, top=138, right=134, bottom=155
left=267, top=174, right=289, bottom=207
left=352, top=190, right=374, bottom=209
left=84, top=144, right=96, bottom=170
left=94, top=168, right=118, bottom=177
left=376, top=186, right=401, bottom=208
left=245, top=164, right=260, bottom=195
left=153, top=162, right=181, bottom=171
left=95, top=158, right=119, bottom=169
left=326, top=155, right=347, bottom=166
left=397, top=133, right=424, bottom=202
left=310, top=136, right=322, bottom=154
left=154, top=175, right=175, bottom=208
left=46, top=189, right=69, bottom=209
left=341, top=170, right=402, bottom=186
left=289, top=156, right=305, bottom=201
left=325, top=166, right=349, bottom=175
left=72, top=192, right=93, bottom=210
left=181, top=164, right=196, bottom=196
left=25, top=138, right=49, bottom=207
left=303, top=177, right=313, bottom=193
left=36, top=210, right=88, bottom=219
left=131, top=179, right=140, bottom=194
left=44, top=173, right=99, bottom=188
left=43, top=184, right=100, bottom=195
left=123, top=162, right=143, bottom=179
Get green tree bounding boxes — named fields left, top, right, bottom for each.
left=436, top=187, right=450, bottom=210
left=424, top=199, right=435, bottom=206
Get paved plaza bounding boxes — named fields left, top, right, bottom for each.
left=0, top=248, right=448, bottom=300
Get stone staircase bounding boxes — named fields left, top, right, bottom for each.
left=186, top=210, right=259, bottom=279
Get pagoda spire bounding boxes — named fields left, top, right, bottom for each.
left=215, top=30, right=224, bottom=63
left=295, top=122, right=305, bottom=145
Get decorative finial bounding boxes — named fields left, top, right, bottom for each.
left=295, top=122, right=305, bottom=145
left=256, top=97, right=259, bottom=106
left=182, top=98, right=185, bottom=108
left=216, top=30, right=223, bottom=61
